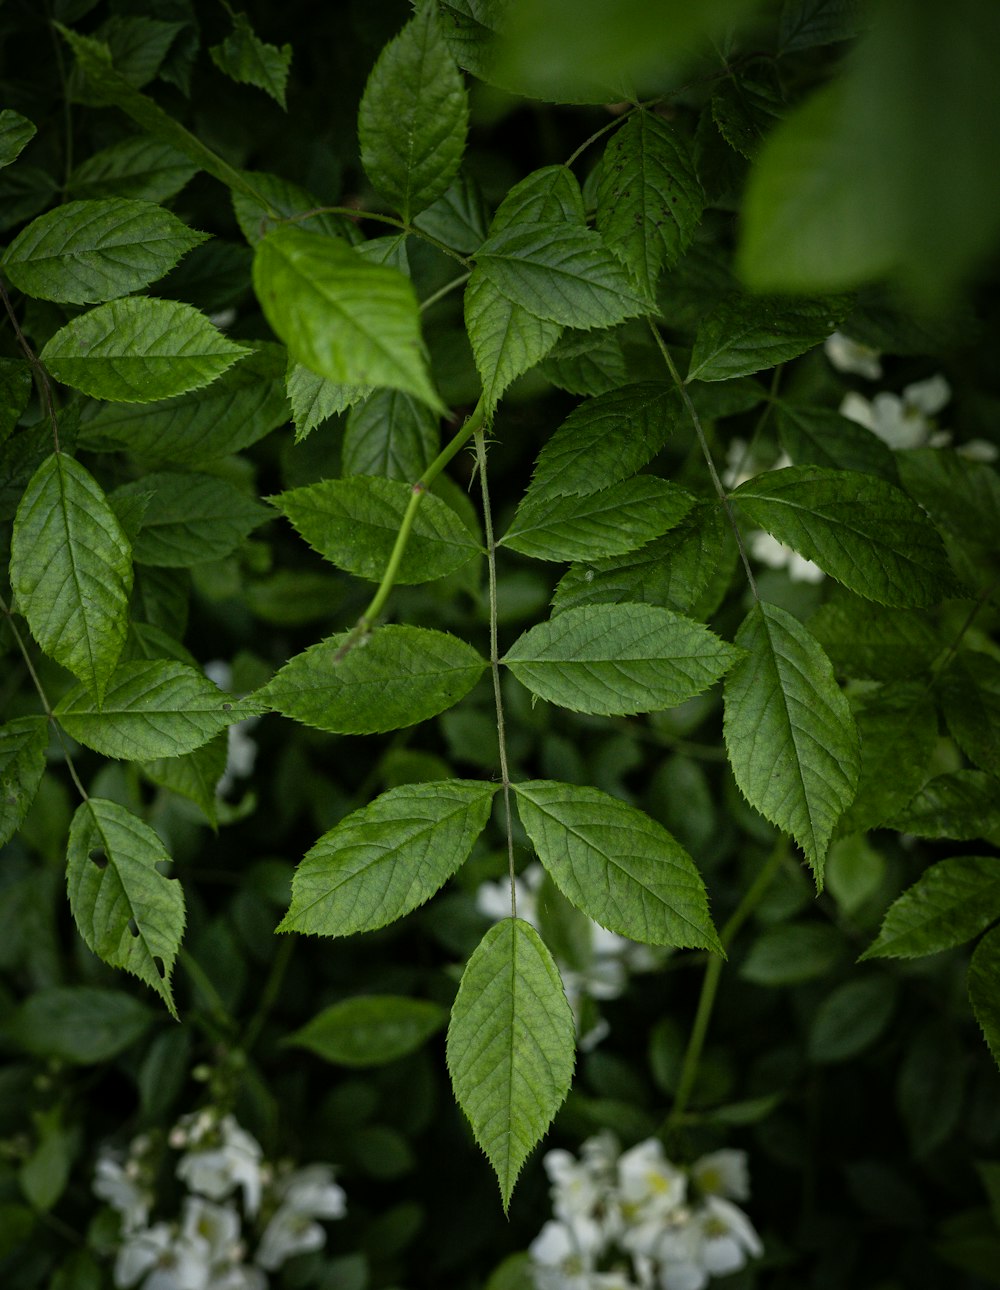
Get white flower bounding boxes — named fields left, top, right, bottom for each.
left=529, top=1219, right=601, bottom=1290
left=617, top=1140, right=687, bottom=1256
left=690, top=1150, right=749, bottom=1203
left=94, top=1151, right=152, bottom=1234
left=180, top=1196, right=242, bottom=1269
left=276, top=1163, right=347, bottom=1220
left=694, top=1196, right=763, bottom=1277
left=114, top=1224, right=210, bottom=1290
left=656, top=1217, right=708, bottom=1290
left=205, top=660, right=259, bottom=796
left=255, top=1205, right=327, bottom=1271
left=254, top=1163, right=347, bottom=1272
left=840, top=374, right=951, bottom=451
left=748, top=531, right=825, bottom=584
left=824, top=332, right=882, bottom=380
left=175, top=1115, right=264, bottom=1217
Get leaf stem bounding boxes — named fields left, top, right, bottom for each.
left=649, top=319, right=759, bottom=600
left=420, top=271, right=472, bottom=313
left=473, top=427, right=517, bottom=919
left=0, top=277, right=60, bottom=452
left=292, top=206, right=472, bottom=267
left=240, top=934, right=295, bottom=1054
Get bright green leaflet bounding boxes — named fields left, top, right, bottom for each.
left=723, top=601, right=860, bottom=884
left=343, top=389, right=439, bottom=482
left=513, top=780, right=722, bottom=951
left=286, top=996, right=447, bottom=1067
left=1, top=198, right=208, bottom=305
left=114, top=472, right=269, bottom=566
left=209, top=11, right=292, bottom=108
left=0, top=717, right=48, bottom=848
left=10, top=453, right=132, bottom=702
left=67, top=798, right=185, bottom=1018
left=357, top=1, right=469, bottom=222
left=862, top=857, right=1000, bottom=962
left=969, top=926, right=1000, bottom=1072
left=40, top=297, right=248, bottom=403
left=446, top=918, right=575, bottom=1210
left=503, top=604, right=739, bottom=717
left=279, top=780, right=497, bottom=937
left=261, top=625, right=488, bottom=735
left=687, top=295, right=846, bottom=382
left=286, top=361, right=370, bottom=439
left=464, top=270, right=562, bottom=414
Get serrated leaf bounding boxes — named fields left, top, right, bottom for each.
left=113, top=472, right=268, bottom=566
left=447, top=918, right=575, bottom=1209
left=464, top=270, right=563, bottom=413
left=97, top=15, right=185, bottom=90
left=286, top=361, right=369, bottom=439
left=862, top=857, right=1000, bottom=961
left=10, top=453, right=132, bottom=701
left=210, top=11, right=291, bottom=108
left=779, top=0, right=865, bottom=52
left=776, top=401, right=898, bottom=482
left=474, top=221, right=652, bottom=329
left=0, top=717, right=48, bottom=847
left=731, top=465, right=956, bottom=607
left=940, top=652, right=1000, bottom=778
left=890, top=771, right=1000, bottom=842
left=287, top=995, right=447, bottom=1066
left=596, top=111, right=703, bottom=294
left=78, top=344, right=290, bottom=464
left=40, top=297, right=248, bottom=403
left=412, top=172, right=489, bottom=253
left=253, top=226, right=441, bottom=411
left=688, top=295, right=847, bottom=382
left=55, top=660, right=255, bottom=760
left=969, top=925, right=1000, bottom=1071
left=261, top=625, right=487, bottom=735
left=358, top=1, right=469, bottom=222
left=513, top=781, right=722, bottom=951
left=840, top=683, right=937, bottom=835
left=503, top=477, right=691, bottom=562
left=68, top=135, right=198, bottom=203
left=723, top=602, right=860, bottom=883
left=67, top=798, right=184, bottom=1016
left=280, top=780, right=496, bottom=936
left=808, top=595, right=940, bottom=681
left=504, top=603, right=738, bottom=716
left=232, top=171, right=360, bottom=247
left=537, top=325, right=631, bottom=396
left=343, top=389, right=439, bottom=481
left=0, top=110, right=36, bottom=168
left=272, top=475, right=479, bottom=584
left=2, top=199, right=207, bottom=305
left=142, top=732, right=228, bottom=825
left=711, top=68, right=784, bottom=159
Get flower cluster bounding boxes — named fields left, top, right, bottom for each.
left=94, top=1110, right=346, bottom=1289
left=476, top=864, right=663, bottom=1050
left=528, top=1134, right=762, bottom=1290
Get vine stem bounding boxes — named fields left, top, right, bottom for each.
left=648, top=320, right=760, bottom=601
left=473, top=427, right=517, bottom=919
left=663, top=840, right=787, bottom=1135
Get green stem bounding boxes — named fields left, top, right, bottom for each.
left=420, top=272, right=472, bottom=313
left=663, top=840, right=787, bottom=1133
left=292, top=206, right=472, bottom=268
left=178, top=949, right=236, bottom=1036
left=240, top=935, right=295, bottom=1054
left=0, top=278, right=60, bottom=452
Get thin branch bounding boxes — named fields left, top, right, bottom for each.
left=0, top=278, right=60, bottom=452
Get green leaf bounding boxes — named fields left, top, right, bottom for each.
left=447, top=918, right=575, bottom=1210
left=261, top=625, right=487, bottom=735
left=0, top=110, right=36, bottom=168
left=358, top=1, right=469, bottom=222
left=840, top=683, right=937, bottom=835
left=731, top=465, right=956, bottom=607
left=412, top=172, right=489, bottom=253
left=286, top=361, right=369, bottom=439
left=776, top=401, right=898, bottom=482
left=808, top=595, right=940, bottom=682
left=209, top=11, right=292, bottom=108
left=40, top=297, right=248, bottom=403
left=67, top=798, right=185, bottom=1016
left=513, top=781, right=721, bottom=952
left=68, top=135, right=198, bottom=203
left=142, top=733, right=228, bottom=825
left=779, top=0, right=865, bottom=52
left=78, top=344, right=290, bottom=464
left=253, top=226, right=441, bottom=411
left=232, top=171, right=360, bottom=247
left=271, top=476, right=479, bottom=584
left=504, top=604, right=739, bottom=716
left=537, top=326, right=631, bottom=397
left=711, top=67, right=784, bottom=159
left=112, top=472, right=268, bottom=566
left=502, top=478, right=691, bottom=563
left=7, top=986, right=152, bottom=1065
left=723, top=602, right=860, bottom=883
left=688, top=294, right=847, bottom=382
left=0, top=358, right=33, bottom=447
left=1, top=199, right=207, bottom=305
left=740, top=922, right=844, bottom=985
left=889, top=771, right=1000, bottom=842
left=0, top=717, right=48, bottom=848
left=286, top=995, right=447, bottom=1066
left=596, top=111, right=703, bottom=294
left=10, top=453, right=132, bottom=701
left=463, top=271, right=562, bottom=413
left=280, top=780, right=496, bottom=937
left=474, top=222, right=652, bottom=330
left=969, top=926, right=1000, bottom=1071
left=940, top=652, right=1000, bottom=778
left=55, top=660, right=255, bottom=760
left=862, top=857, right=1000, bottom=962
left=343, top=389, right=439, bottom=482
left=96, top=15, right=186, bottom=90
left=808, top=975, right=897, bottom=1063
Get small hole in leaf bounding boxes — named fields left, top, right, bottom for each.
left=153, top=955, right=166, bottom=979
left=127, top=918, right=140, bottom=938
left=89, top=848, right=108, bottom=869
left=222, top=702, right=232, bottom=712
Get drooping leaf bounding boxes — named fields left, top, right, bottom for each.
left=1, top=199, right=208, bottom=304
left=7, top=986, right=152, bottom=1065
left=889, top=771, right=1000, bottom=842
left=776, top=401, right=898, bottom=482
left=10, top=453, right=132, bottom=701
left=723, top=601, right=860, bottom=884
left=142, top=733, right=228, bottom=825
left=504, top=604, right=739, bottom=716
left=596, top=110, right=703, bottom=294
left=0, top=717, right=48, bottom=848
left=261, top=625, right=487, bottom=735
left=286, top=361, right=369, bottom=439
left=940, top=652, right=1000, bottom=778
left=343, top=389, right=439, bottom=482
left=55, top=660, right=257, bottom=760
left=513, top=780, right=722, bottom=951
left=271, top=475, right=479, bottom=584
left=808, top=594, right=940, bottom=682
left=40, top=297, right=248, bottom=402
left=113, top=472, right=269, bottom=566
left=67, top=798, right=185, bottom=1016
left=969, top=925, right=1000, bottom=1070
left=280, top=780, right=497, bottom=937
left=253, top=226, right=442, bottom=411
left=839, top=683, right=937, bottom=835
left=286, top=995, right=447, bottom=1066
left=731, top=465, right=956, bottom=607
left=68, top=135, right=198, bottom=203
left=209, top=11, right=292, bottom=108
left=447, top=918, right=575, bottom=1210
left=358, top=1, right=469, bottom=221
left=688, top=295, right=847, bottom=382
left=0, top=110, right=36, bottom=169
left=862, top=857, right=1000, bottom=961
